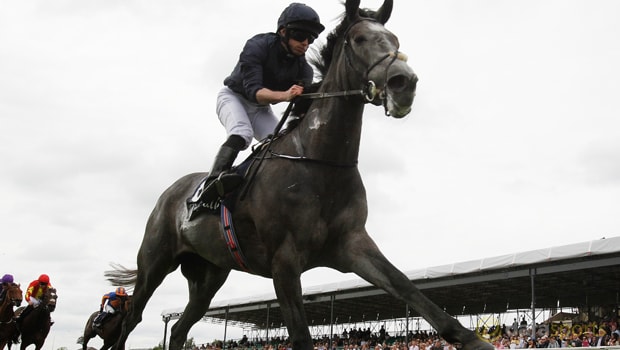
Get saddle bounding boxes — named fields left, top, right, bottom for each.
left=187, top=139, right=272, bottom=220
left=93, top=311, right=108, bottom=329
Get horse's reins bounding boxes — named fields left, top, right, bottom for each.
left=297, top=80, right=377, bottom=102
left=239, top=18, right=407, bottom=200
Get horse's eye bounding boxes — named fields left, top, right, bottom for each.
left=354, top=35, right=367, bottom=44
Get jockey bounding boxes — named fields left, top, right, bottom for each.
left=186, top=2, right=325, bottom=218
left=0, top=273, right=15, bottom=303
left=25, top=274, right=53, bottom=307
left=18, top=274, right=54, bottom=323
left=93, top=287, right=129, bottom=328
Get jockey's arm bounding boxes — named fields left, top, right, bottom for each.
left=25, top=286, right=34, bottom=301
left=255, top=85, right=303, bottom=105
left=100, top=295, right=109, bottom=311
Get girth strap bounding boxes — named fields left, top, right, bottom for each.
left=220, top=204, right=251, bottom=272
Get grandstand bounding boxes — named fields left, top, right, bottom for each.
left=161, top=237, right=620, bottom=344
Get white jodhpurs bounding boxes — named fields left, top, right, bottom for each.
left=104, top=304, right=116, bottom=314
left=216, top=87, right=279, bottom=149
left=29, top=297, right=41, bottom=307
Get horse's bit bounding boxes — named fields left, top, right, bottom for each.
left=298, top=18, right=408, bottom=116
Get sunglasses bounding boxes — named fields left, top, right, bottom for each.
left=288, top=29, right=316, bottom=44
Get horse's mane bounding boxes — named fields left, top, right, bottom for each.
left=288, top=7, right=381, bottom=126
left=313, top=7, right=381, bottom=79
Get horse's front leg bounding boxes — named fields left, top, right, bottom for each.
left=271, top=252, right=313, bottom=350
left=338, top=230, right=493, bottom=350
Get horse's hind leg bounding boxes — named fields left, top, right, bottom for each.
left=102, top=338, right=115, bottom=350
left=168, top=255, right=230, bottom=350
left=82, top=336, right=92, bottom=350
left=82, top=333, right=95, bottom=350
left=81, top=313, right=97, bottom=350
left=337, top=231, right=493, bottom=350
left=114, top=226, right=179, bottom=350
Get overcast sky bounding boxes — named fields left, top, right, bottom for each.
left=1, top=1, right=619, bottom=349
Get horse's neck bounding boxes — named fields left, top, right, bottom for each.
left=0, top=290, right=15, bottom=315
left=120, top=300, right=129, bottom=312
left=0, top=300, right=9, bottom=316
left=293, top=87, right=365, bottom=163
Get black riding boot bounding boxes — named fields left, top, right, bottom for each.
left=187, top=145, right=243, bottom=219
left=93, top=311, right=108, bottom=328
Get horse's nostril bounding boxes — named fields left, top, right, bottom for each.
left=387, top=74, right=416, bottom=92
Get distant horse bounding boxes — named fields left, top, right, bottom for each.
left=15, top=288, right=57, bottom=350
left=106, top=1, right=492, bottom=350
left=0, top=283, right=23, bottom=350
left=78, top=297, right=131, bottom=350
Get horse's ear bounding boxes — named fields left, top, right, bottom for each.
left=345, top=0, right=361, bottom=22
left=375, top=0, right=393, bottom=24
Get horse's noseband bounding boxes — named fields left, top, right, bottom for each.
left=362, top=51, right=408, bottom=104
left=342, top=20, right=409, bottom=115
left=296, top=18, right=408, bottom=114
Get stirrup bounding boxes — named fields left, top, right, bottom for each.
left=203, top=173, right=243, bottom=201
left=186, top=173, right=242, bottom=220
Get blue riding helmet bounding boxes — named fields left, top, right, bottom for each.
left=1, top=274, right=13, bottom=284
left=115, top=287, right=127, bottom=297
left=277, top=3, right=325, bottom=38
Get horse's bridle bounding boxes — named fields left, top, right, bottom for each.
left=300, top=17, right=408, bottom=116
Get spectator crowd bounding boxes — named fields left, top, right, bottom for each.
left=186, top=315, right=620, bottom=350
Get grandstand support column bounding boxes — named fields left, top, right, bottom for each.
left=224, top=305, right=230, bottom=347
left=329, top=294, right=335, bottom=350
left=266, top=302, right=271, bottom=343
left=405, top=304, right=410, bottom=345
left=530, top=268, right=536, bottom=340
left=162, top=315, right=171, bottom=350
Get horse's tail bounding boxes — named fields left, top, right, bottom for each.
left=104, top=263, right=137, bottom=289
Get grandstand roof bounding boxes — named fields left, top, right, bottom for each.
left=162, top=236, right=620, bottom=328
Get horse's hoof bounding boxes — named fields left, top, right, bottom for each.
left=461, top=338, right=494, bottom=350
